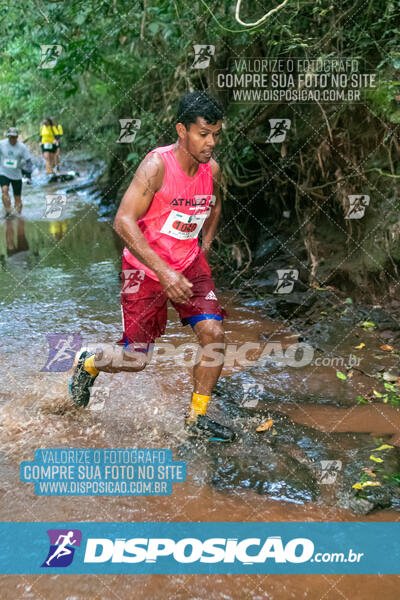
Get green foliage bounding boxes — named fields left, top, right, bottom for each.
left=0, top=0, right=398, bottom=269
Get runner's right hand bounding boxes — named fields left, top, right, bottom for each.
left=158, top=268, right=193, bottom=303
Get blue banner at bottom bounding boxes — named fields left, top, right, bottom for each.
left=0, top=522, right=399, bottom=574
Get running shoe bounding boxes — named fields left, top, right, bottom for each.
left=185, top=414, right=236, bottom=442
left=69, top=350, right=98, bottom=407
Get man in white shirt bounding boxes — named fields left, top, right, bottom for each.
left=0, top=127, right=33, bottom=217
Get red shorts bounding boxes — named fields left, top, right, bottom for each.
left=118, top=250, right=226, bottom=349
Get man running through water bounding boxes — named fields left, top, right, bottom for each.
left=0, top=127, right=32, bottom=217
left=69, top=91, right=235, bottom=442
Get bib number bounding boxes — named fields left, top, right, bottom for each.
left=161, top=210, right=207, bottom=240
left=3, top=158, right=17, bottom=168
left=43, top=143, right=53, bottom=150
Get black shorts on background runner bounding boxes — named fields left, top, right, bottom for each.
left=0, top=175, right=22, bottom=195
left=41, top=143, right=56, bottom=153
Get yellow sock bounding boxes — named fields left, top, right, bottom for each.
left=84, top=355, right=99, bottom=377
left=188, top=392, right=211, bottom=421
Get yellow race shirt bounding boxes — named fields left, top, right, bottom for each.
left=40, top=125, right=56, bottom=144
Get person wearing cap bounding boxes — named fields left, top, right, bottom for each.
left=0, top=127, right=33, bottom=217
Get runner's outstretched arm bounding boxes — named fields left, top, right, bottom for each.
left=113, top=153, right=193, bottom=303
left=22, top=143, right=33, bottom=180
left=201, top=160, right=222, bottom=259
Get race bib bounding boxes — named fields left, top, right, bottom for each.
left=43, top=142, right=53, bottom=150
left=3, top=158, right=18, bottom=168
left=160, top=210, right=208, bottom=240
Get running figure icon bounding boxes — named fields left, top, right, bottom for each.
left=45, top=531, right=77, bottom=566
left=41, top=528, right=82, bottom=568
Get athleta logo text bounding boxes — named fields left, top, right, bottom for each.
left=170, top=195, right=215, bottom=208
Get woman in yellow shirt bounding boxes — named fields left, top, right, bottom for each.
left=40, top=118, right=57, bottom=174
left=51, top=116, right=63, bottom=170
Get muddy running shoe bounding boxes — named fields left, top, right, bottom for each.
left=185, top=414, right=236, bottom=442
left=69, top=350, right=98, bottom=407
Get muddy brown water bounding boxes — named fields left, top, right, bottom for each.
left=0, top=166, right=399, bottom=599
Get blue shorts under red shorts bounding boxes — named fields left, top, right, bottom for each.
left=117, top=250, right=227, bottom=349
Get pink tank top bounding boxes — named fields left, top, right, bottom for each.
left=123, top=143, right=214, bottom=280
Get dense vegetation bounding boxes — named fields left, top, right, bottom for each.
left=1, top=0, right=399, bottom=298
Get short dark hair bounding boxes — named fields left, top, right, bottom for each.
left=176, top=91, right=224, bottom=130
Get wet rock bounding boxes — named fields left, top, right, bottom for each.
left=273, top=291, right=318, bottom=318
left=49, top=171, right=78, bottom=183
left=254, top=237, right=282, bottom=265
left=210, top=448, right=318, bottom=504
left=301, top=315, right=358, bottom=352
left=337, top=445, right=400, bottom=514
left=209, top=381, right=400, bottom=513
left=358, top=306, right=400, bottom=331
left=241, top=276, right=276, bottom=293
